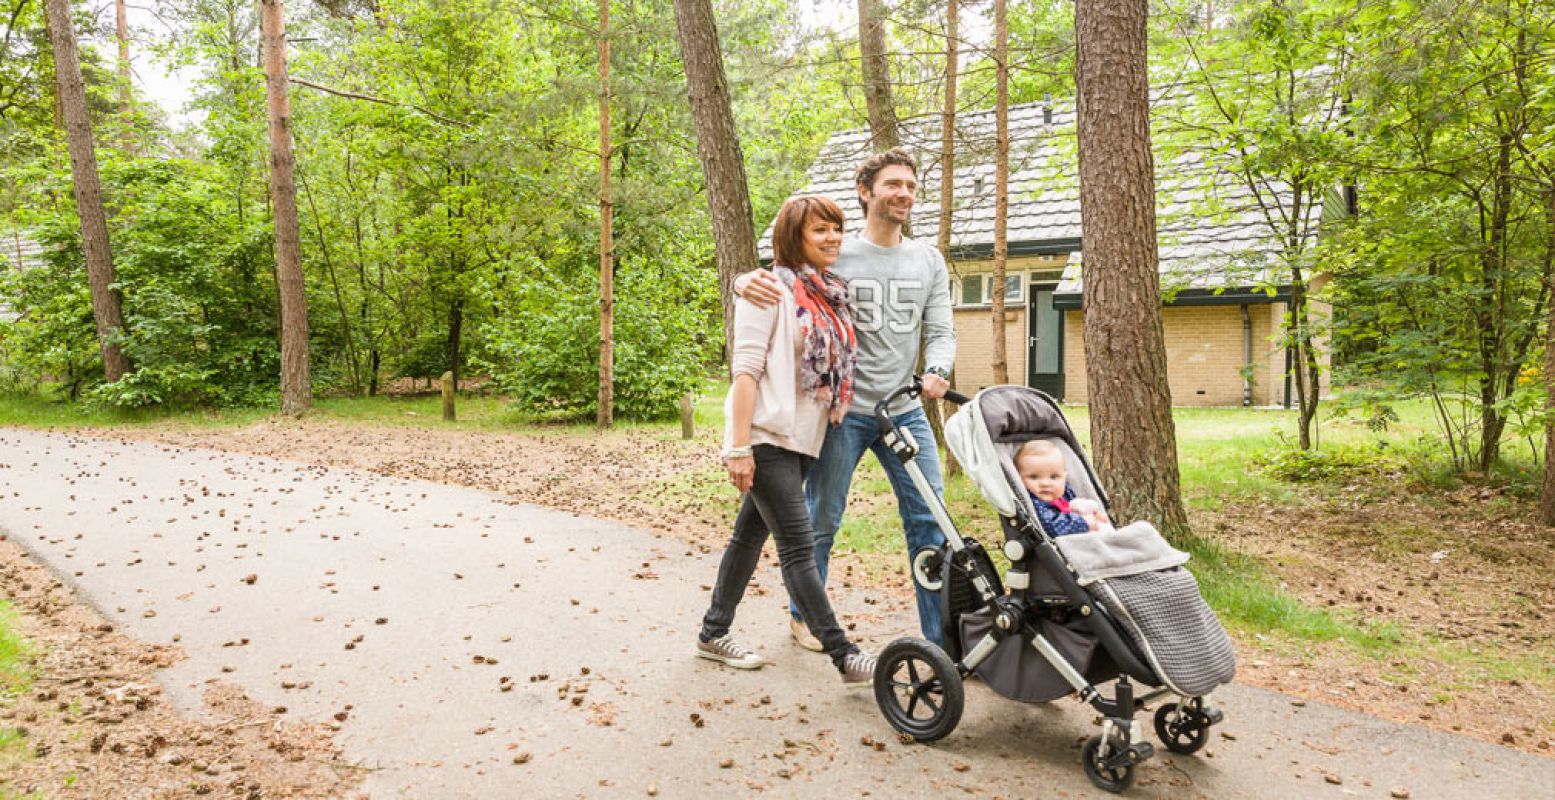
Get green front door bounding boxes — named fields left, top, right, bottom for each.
left=1027, top=284, right=1064, bottom=398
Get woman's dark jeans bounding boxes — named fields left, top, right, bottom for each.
left=701, top=444, right=853, bottom=665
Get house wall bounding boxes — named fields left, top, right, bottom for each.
left=946, top=256, right=1331, bottom=407
left=950, top=301, right=1329, bottom=408
left=946, top=253, right=1061, bottom=394
left=1059, top=304, right=1287, bottom=407
left=951, top=305, right=1028, bottom=393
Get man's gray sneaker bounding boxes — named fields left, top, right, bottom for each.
left=789, top=617, right=824, bottom=652
left=840, top=651, right=876, bottom=688
left=697, top=635, right=765, bottom=670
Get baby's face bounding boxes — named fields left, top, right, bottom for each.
left=1017, top=451, right=1068, bottom=502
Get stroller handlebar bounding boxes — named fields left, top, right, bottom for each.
left=874, top=378, right=972, bottom=434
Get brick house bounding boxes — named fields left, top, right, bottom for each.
left=762, top=98, right=1336, bottom=408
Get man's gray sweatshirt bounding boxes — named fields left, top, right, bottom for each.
left=832, top=234, right=956, bottom=415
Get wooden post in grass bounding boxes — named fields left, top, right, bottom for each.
left=441, top=371, right=455, bottom=421
left=680, top=393, right=695, bottom=439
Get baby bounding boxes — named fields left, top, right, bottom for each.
left=1014, top=439, right=1112, bottom=536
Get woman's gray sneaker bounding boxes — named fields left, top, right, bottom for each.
left=697, top=635, right=765, bottom=669
left=840, top=651, right=876, bottom=687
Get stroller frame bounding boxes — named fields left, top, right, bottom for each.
left=869, top=380, right=1224, bottom=793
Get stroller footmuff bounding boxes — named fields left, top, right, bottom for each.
left=867, top=382, right=1234, bottom=794
left=1059, top=523, right=1237, bottom=698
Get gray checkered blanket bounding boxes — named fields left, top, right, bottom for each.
left=1056, top=524, right=1236, bottom=697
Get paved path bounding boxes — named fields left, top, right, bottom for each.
left=1, top=428, right=1550, bottom=799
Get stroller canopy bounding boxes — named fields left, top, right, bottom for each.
left=943, top=386, right=1107, bottom=521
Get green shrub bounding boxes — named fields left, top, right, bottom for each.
left=1257, top=442, right=1406, bottom=483
left=474, top=256, right=717, bottom=421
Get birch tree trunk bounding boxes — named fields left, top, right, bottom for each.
left=598, top=0, right=614, bottom=428
left=260, top=0, right=311, bottom=416
left=672, top=0, right=759, bottom=360
left=1075, top=0, right=1189, bottom=537
left=43, top=0, right=131, bottom=382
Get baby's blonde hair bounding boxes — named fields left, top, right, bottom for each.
left=1015, top=439, right=1063, bottom=463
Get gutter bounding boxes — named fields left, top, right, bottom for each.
left=1052, top=286, right=1293, bottom=310
left=1241, top=304, right=1252, bottom=407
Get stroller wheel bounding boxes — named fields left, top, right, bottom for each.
left=1153, top=698, right=1211, bottom=754
left=873, top=638, right=964, bottom=742
left=911, top=547, right=945, bottom=592
left=1081, top=734, right=1139, bottom=793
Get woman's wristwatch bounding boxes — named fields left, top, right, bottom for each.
left=924, top=366, right=951, bottom=381
left=722, top=445, right=754, bottom=459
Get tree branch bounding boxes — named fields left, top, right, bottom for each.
left=288, top=76, right=471, bottom=129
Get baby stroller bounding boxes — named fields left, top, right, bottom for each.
left=869, top=381, right=1235, bottom=793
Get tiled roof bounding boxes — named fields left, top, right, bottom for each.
left=761, top=93, right=1322, bottom=294
left=4, top=230, right=47, bottom=272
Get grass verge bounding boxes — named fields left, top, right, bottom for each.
left=0, top=380, right=732, bottom=440
left=0, top=599, right=34, bottom=771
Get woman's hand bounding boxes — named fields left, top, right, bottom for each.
left=725, top=455, right=755, bottom=493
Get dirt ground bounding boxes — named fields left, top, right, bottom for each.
left=0, top=535, right=362, bottom=798
left=2, top=416, right=1550, bottom=794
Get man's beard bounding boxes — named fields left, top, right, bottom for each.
left=871, top=198, right=911, bottom=225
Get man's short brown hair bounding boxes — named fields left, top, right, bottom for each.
left=853, top=147, right=918, bottom=213
left=771, top=194, right=845, bottom=269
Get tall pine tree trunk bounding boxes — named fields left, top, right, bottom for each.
left=990, top=0, right=1009, bottom=384
left=114, top=0, right=137, bottom=154
left=446, top=296, right=463, bottom=389
left=937, top=0, right=961, bottom=476
left=672, top=0, right=759, bottom=360
left=261, top=0, right=311, bottom=416
left=936, top=0, right=958, bottom=262
left=857, top=0, right=908, bottom=242
left=858, top=0, right=900, bottom=150
left=114, top=0, right=132, bottom=115
left=43, top=0, right=131, bottom=382
left=598, top=0, right=614, bottom=428
left=1541, top=187, right=1555, bottom=526
left=1075, top=0, right=1189, bottom=537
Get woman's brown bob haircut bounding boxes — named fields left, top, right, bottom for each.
left=771, top=195, right=846, bottom=269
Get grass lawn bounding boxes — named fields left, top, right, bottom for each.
left=0, top=600, right=32, bottom=772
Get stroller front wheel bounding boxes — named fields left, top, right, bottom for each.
left=910, top=547, right=944, bottom=592
left=873, top=638, right=964, bottom=742
left=1081, top=734, right=1139, bottom=793
left=1153, top=698, right=1212, bottom=754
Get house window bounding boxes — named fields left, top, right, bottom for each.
left=959, top=274, right=984, bottom=306
left=956, top=273, right=1025, bottom=307
left=1000, top=274, right=1023, bottom=302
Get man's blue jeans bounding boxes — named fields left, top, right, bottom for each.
left=790, top=407, right=947, bottom=646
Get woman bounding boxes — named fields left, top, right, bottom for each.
left=696, top=195, right=875, bottom=687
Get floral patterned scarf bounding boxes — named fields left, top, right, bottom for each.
left=775, top=265, right=857, bottom=422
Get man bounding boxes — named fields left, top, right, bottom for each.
left=736, top=147, right=956, bottom=647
